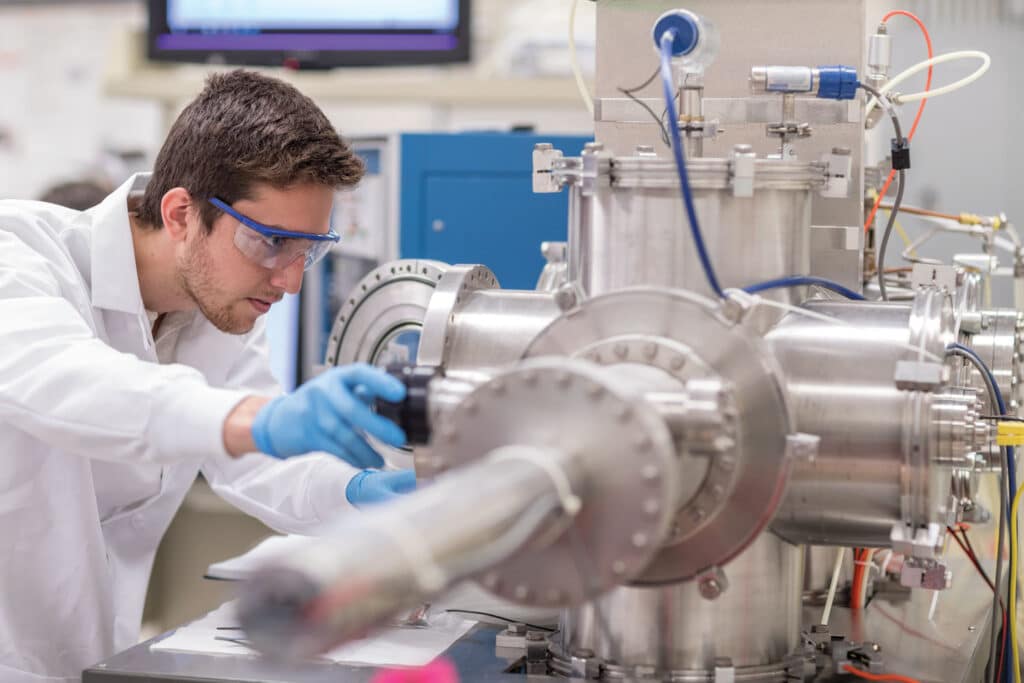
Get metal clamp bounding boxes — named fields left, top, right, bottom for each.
left=819, top=147, right=853, bottom=199
left=894, top=360, right=950, bottom=391
left=533, top=143, right=565, bottom=193
left=731, top=144, right=756, bottom=198
left=900, top=556, right=952, bottom=591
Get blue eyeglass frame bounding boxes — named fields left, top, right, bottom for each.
left=208, top=197, right=341, bottom=243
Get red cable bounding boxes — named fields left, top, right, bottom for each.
left=850, top=548, right=866, bottom=608
left=881, top=10, right=934, bottom=140
left=863, top=10, right=934, bottom=234
left=947, top=526, right=1007, bottom=681
left=843, top=664, right=922, bottom=683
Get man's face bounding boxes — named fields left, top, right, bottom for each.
left=177, top=183, right=334, bottom=334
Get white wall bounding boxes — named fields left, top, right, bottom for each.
left=0, top=0, right=596, bottom=200
left=0, top=2, right=163, bottom=199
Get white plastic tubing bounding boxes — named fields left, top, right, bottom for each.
left=865, top=50, right=991, bottom=117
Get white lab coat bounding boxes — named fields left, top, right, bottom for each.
left=0, top=174, right=362, bottom=682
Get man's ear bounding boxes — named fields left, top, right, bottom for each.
left=160, top=187, right=195, bottom=243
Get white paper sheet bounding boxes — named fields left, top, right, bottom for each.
left=150, top=601, right=477, bottom=668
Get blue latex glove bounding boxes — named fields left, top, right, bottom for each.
left=346, top=469, right=417, bottom=506
left=251, top=364, right=406, bottom=468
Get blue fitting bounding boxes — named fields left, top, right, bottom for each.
left=817, top=65, right=859, bottom=100
left=652, top=10, right=699, bottom=56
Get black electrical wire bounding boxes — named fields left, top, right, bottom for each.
left=618, top=66, right=672, bottom=146
left=443, top=609, right=556, bottom=632
left=859, top=81, right=906, bottom=302
left=876, top=169, right=906, bottom=302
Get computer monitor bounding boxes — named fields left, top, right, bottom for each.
left=147, top=0, right=470, bottom=69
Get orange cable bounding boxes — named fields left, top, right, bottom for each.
left=843, top=663, right=923, bottom=683
left=863, top=10, right=934, bottom=234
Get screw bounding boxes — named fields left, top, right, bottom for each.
left=699, top=577, right=723, bottom=600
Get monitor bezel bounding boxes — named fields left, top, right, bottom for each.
left=146, top=0, right=471, bottom=69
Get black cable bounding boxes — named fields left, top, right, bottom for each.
left=621, top=66, right=660, bottom=94
left=443, top=609, right=555, bottom=632
left=948, top=526, right=996, bottom=593
left=618, top=66, right=673, bottom=147
left=876, top=170, right=905, bottom=301
left=859, top=82, right=906, bottom=302
left=618, top=88, right=671, bottom=146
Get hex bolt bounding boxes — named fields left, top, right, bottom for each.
left=699, top=577, right=723, bottom=600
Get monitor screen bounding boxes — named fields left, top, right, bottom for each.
left=148, top=0, right=470, bottom=68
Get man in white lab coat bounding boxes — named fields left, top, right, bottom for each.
left=0, top=70, right=416, bottom=682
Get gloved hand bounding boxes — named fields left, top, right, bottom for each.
left=346, top=469, right=417, bottom=506
left=251, top=363, right=406, bottom=468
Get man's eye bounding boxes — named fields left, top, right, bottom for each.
left=265, top=235, right=284, bottom=248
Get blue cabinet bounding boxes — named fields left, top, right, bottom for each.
left=398, top=133, right=591, bottom=290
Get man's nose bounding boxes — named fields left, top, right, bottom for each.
left=270, top=258, right=305, bottom=294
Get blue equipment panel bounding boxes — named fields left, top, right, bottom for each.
left=398, top=133, right=591, bottom=290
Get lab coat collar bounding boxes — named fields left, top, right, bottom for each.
left=89, top=173, right=151, bottom=314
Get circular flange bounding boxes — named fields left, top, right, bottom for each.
left=324, top=259, right=448, bottom=367
left=574, top=336, right=738, bottom=544
left=432, top=358, right=681, bottom=607
left=416, top=264, right=500, bottom=368
left=523, top=288, right=794, bottom=584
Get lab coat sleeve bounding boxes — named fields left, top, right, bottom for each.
left=200, top=317, right=360, bottom=535
left=0, top=230, right=249, bottom=465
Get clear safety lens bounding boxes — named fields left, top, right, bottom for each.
left=233, top=221, right=334, bottom=271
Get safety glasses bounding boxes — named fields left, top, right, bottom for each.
left=208, top=197, right=340, bottom=271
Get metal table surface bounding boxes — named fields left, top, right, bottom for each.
left=82, top=623, right=547, bottom=683
left=83, top=553, right=994, bottom=683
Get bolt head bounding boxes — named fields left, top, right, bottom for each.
left=698, top=577, right=722, bottom=600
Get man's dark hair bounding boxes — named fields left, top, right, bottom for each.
left=137, top=69, right=364, bottom=230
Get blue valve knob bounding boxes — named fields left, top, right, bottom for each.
left=817, top=65, right=859, bottom=100
left=652, top=10, right=700, bottom=56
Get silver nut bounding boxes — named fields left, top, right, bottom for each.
left=697, top=566, right=729, bottom=600
left=698, top=577, right=723, bottom=600
left=554, top=284, right=580, bottom=311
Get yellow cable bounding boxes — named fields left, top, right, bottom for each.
left=893, top=217, right=915, bottom=256
left=1011, top=483, right=1023, bottom=683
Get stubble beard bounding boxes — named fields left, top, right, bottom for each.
left=177, top=240, right=254, bottom=335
